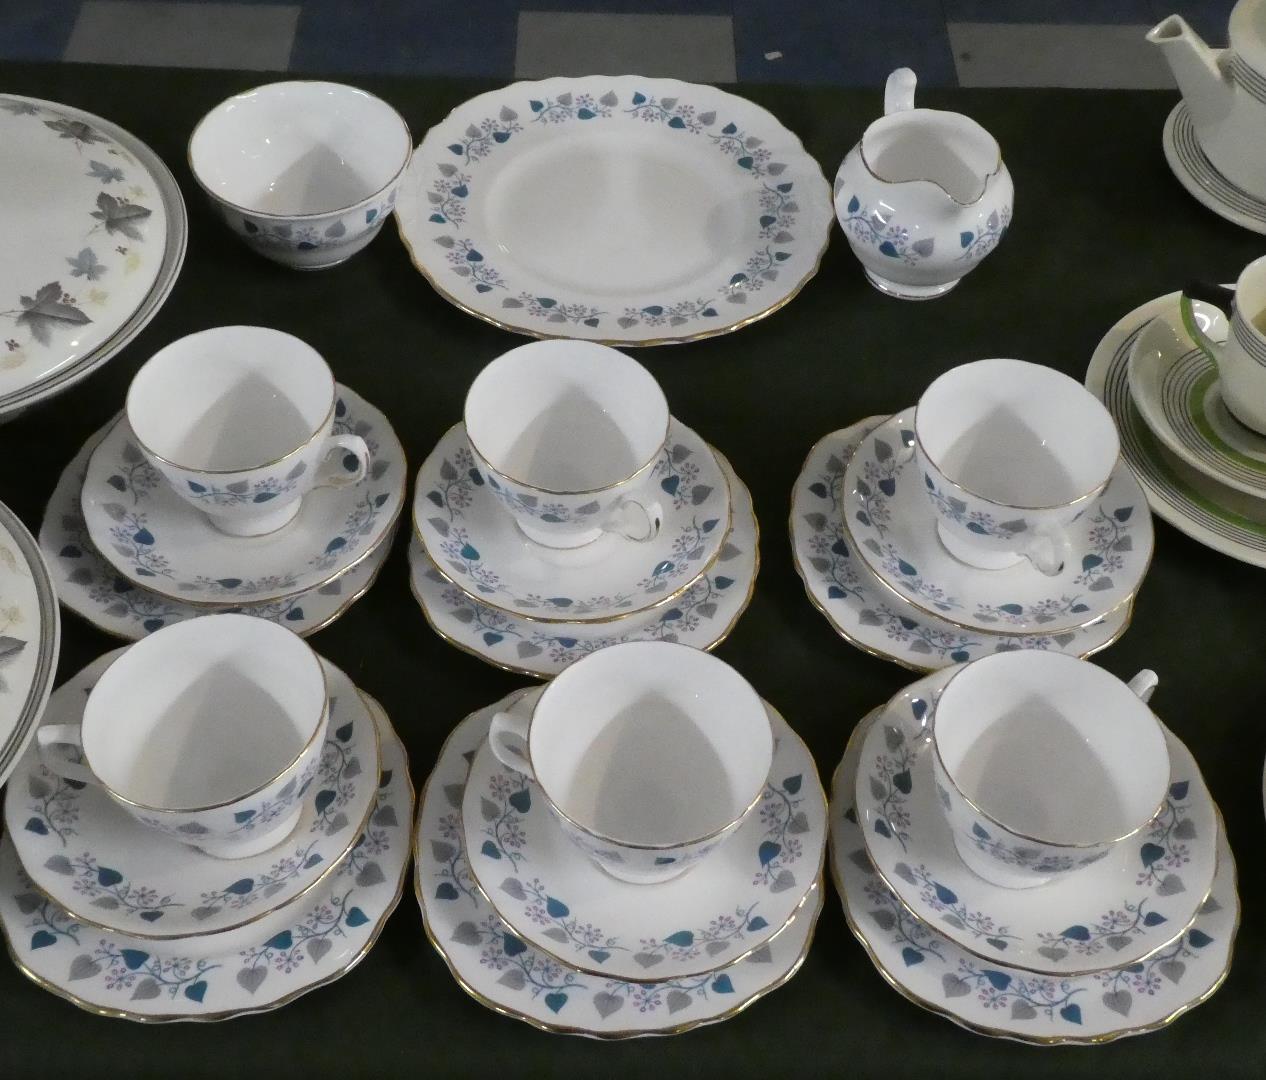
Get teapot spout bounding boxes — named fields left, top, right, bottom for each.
left=1147, top=14, right=1234, bottom=131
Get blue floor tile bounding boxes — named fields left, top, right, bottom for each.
left=522, top=0, right=732, bottom=12
left=0, top=0, right=82, bottom=62
left=734, top=0, right=956, bottom=86
left=943, top=0, right=1153, bottom=23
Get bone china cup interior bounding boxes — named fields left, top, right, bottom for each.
left=464, top=340, right=670, bottom=548
left=931, top=651, right=1169, bottom=888
left=914, top=358, right=1121, bottom=571
left=489, top=641, right=773, bottom=883
left=126, top=326, right=369, bottom=537
left=36, top=614, right=329, bottom=858
left=188, top=81, right=411, bottom=269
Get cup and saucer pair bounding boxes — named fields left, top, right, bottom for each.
left=792, top=360, right=1153, bottom=671
left=415, top=642, right=827, bottom=1036
left=830, top=654, right=1236, bottom=1044
left=0, top=617, right=414, bottom=1020
left=44, top=326, right=405, bottom=641
left=409, top=341, right=757, bottom=678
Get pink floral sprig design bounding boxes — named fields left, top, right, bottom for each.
left=1091, top=919, right=1216, bottom=1017
left=752, top=771, right=810, bottom=889
left=17, top=870, right=83, bottom=950
left=1137, top=780, right=1196, bottom=890
left=24, top=769, right=82, bottom=846
left=862, top=873, right=947, bottom=966
left=949, top=959, right=1086, bottom=1025
left=1037, top=898, right=1169, bottom=960
left=530, top=91, right=615, bottom=123
left=865, top=723, right=917, bottom=852
left=506, top=877, right=627, bottom=960
left=430, top=809, right=479, bottom=906
left=893, top=861, right=1020, bottom=948
left=632, top=902, right=764, bottom=967
left=46, top=852, right=184, bottom=922
left=445, top=110, right=522, bottom=165
left=1073, top=504, right=1136, bottom=590
left=478, top=771, right=532, bottom=872
left=92, top=941, right=219, bottom=1002
left=235, top=888, right=369, bottom=992
left=456, top=915, right=587, bottom=1010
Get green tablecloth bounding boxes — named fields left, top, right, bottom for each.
left=2, top=62, right=1264, bottom=1078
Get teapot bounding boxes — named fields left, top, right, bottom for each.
left=1149, top=1, right=1266, bottom=199
left=833, top=68, right=1013, bottom=300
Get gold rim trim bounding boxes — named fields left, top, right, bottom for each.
left=412, top=424, right=732, bottom=624
left=413, top=696, right=822, bottom=1037
left=830, top=710, right=1240, bottom=1045
left=856, top=114, right=1003, bottom=209
left=788, top=425, right=1135, bottom=671
left=0, top=690, right=414, bottom=1023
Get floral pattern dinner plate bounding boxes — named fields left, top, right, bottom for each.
left=80, top=386, right=405, bottom=605
left=790, top=420, right=1131, bottom=671
left=0, top=96, right=185, bottom=418
left=42, top=425, right=393, bottom=640
left=409, top=446, right=757, bottom=677
left=0, top=501, right=59, bottom=791
left=5, top=650, right=379, bottom=940
left=0, top=691, right=410, bottom=1021
left=461, top=687, right=824, bottom=982
left=844, top=411, right=1151, bottom=635
left=396, top=76, right=832, bottom=345
left=413, top=419, right=729, bottom=622
left=416, top=691, right=821, bottom=1037
left=832, top=706, right=1237, bottom=1045
left=856, top=667, right=1217, bottom=977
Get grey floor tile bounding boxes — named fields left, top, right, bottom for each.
left=949, top=21, right=1175, bottom=88
left=64, top=1, right=299, bottom=71
left=515, top=11, right=736, bottom=82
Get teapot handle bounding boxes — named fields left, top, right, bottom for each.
left=884, top=68, right=917, bottom=115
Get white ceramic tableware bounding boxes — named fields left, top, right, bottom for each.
left=127, top=327, right=370, bottom=537
left=487, top=641, right=773, bottom=884
left=929, top=651, right=1168, bottom=888
left=36, top=614, right=328, bottom=858
left=465, top=341, right=670, bottom=548
left=188, top=81, right=411, bottom=270
left=834, top=68, right=1012, bottom=300
left=914, top=359, right=1120, bottom=574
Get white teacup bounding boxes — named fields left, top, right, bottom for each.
left=36, top=614, right=329, bottom=859
left=1182, top=259, right=1266, bottom=434
left=914, top=359, right=1120, bottom=574
left=464, top=340, right=670, bottom=549
left=930, top=651, right=1169, bottom=888
left=488, top=641, right=773, bottom=884
left=127, top=326, right=371, bottom=537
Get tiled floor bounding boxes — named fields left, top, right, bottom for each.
left=0, top=0, right=1239, bottom=86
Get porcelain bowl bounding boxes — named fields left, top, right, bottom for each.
left=188, top=80, right=412, bottom=270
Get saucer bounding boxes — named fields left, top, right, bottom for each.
left=844, top=411, right=1151, bottom=635
left=410, top=447, right=757, bottom=677
left=395, top=76, right=832, bottom=346
left=43, top=428, right=393, bottom=640
left=0, top=691, right=411, bottom=1021
left=1129, top=305, right=1266, bottom=497
left=790, top=421, right=1132, bottom=670
left=1162, top=102, right=1266, bottom=235
left=857, top=667, right=1217, bottom=976
left=416, top=691, right=821, bottom=1037
left=833, top=706, right=1237, bottom=1044
left=0, top=499, right=59, bottom=790
left=462, top=688, right=824, bottom=982
left=1087, top=291, right=1266, bottom=568
left=413, top=420, right=729, bottom=622
left=81, top=386, right=405, bottom=605
left=6, top=650, right=379, bottom=940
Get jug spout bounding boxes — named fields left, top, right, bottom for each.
left=1147, top=14, right=1234, bottom=131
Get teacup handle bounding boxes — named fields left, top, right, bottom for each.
left=1180, top=282, right=1234, bottom=368
left=488, top=696, right=537, bottom=781
left=1128, top=669, right=1159, bottom=704
left=884, top=68, right=917, bottom=115
left=602, top=497, right=663, bottom=543
left=34, top=724, right=99, bottom=787
left=1021, top=526, right=1071, bottom=577
left=314, top=434, right=371, bottom=490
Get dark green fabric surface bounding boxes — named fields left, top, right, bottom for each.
left=2, top=62, right=1264, bottom=1078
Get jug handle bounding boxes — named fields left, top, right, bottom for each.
left=884, top=68, right=917, bottom=115
left=1180, top=280, right=1234, bottom=365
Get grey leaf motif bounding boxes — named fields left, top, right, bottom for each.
left=191, top=906, right=221, bottom=921
left=91, top=192, right=152, bottom=241
left=501, top=878, right=526, bottom=901
left=884, top=726, right=905, bottom=752
left=1158, top=959, right=1186, bottom=984
left=27, top=775, right=49, bottom=799
left=497, top=967, right=526, bottom=990
left=307, top=937, right=333, bottom=962
left=666, top=989, right=693, bottom=1013
left=542, top=927, right=570, bottom=944
left=747, top=944, right=772, bottom=963
left=593, top=991, right=623, bottom=1019
left=1172, top=818, right=1197, bottom=840
left=67, top=247, right=106, bottom=281
left=695, top=602, right=718, bottom=619
left=15, top=893, right=44, bottom=915
left=787, top=812, right=811, bottom=834
left=355, top=862, right=385, bottom=887
left=847, top=848, right=873, bottom=872
left=1010, top=1000, right=1037, bottom=1020
left=438, top=162, right=458, bottom=177
left=868, top=776, right=887, bottom=802
left=599, top=91, right=618, bottom=107
left=893, top=862, right=916, bottom=884
left=697, top=111, right=716, bottom=126
left=323, top=812, right=348, bottom=835
left=87, top=160, right=124, bottom=184
left=499, top=106, right=518, bottom=122
left=769, top=869, right=796, bottom=892
left=262, top=883, right=284, bottom=898
left=480, top=797, right=499, bottom=822
left=1200, top=897, right=1222, bottom=915
left=869, top=908, right=897, bottom=932
left=451, top=608, right=475, bottom=624
left=443, top=783, right=464, bottom=809
left=178, top=822, right=209, bottom=835
left=1038, top=945, right=1068, bottom=962
left=517, top=642, right=543, bottom=658
left=941, top=974, right=970, bottom=998
left=691, top=485, right=713, bottom=505
left=45, top=117, right=106, bottom=144
left=372, top=805, right=398, bottom=828
left=68, top=954, right=102, bottom=981
left=633, top=952, right=663, bottom=969
left=451, top=921, right=482, bottom=946
left=237, top=966, right=267, bottom=994
left=911, top=238, right=934, bottom=258
left=92, top=896, right=120, bottom=910
left=1102, top=989, right=1132, bottom=1016
left=1156, top=873, right=1186, bottom=896
left=15, top=281, right=91, bottom=346
left=1105, top=934, right=1134, bottom=951
left=324, top=220, right=346, bottom=239
left=704, top=940, right=729, bottom=957
left=343, top=758, right=362, bottom=780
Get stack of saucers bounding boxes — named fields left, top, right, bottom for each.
left=830, top=652, right=1236, bottom=1044
left=40, top=326, right=404, bottom=640
left=0, top=617, right=412, bottom=1020
left=415, top=642, right=826, bottom=1037
left=409, top=341, right=758, bottom=678
left=793, top=360, right=1153, bottom=671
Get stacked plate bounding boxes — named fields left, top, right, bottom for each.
left=409, top=423, right=758, bottom=678
left=831, top=669, right=1237, bottom=1044
left=0, top=96, right=185, bottom=419
left=0, top=648, right=412, bottom=1021
left=415, top=685, right=825, bottom=1037
left=791, top=416, right=1152, bottom=670
left=39, top=387, right=404, bottom=640
left=1086, top=291, right=1266, bottom=567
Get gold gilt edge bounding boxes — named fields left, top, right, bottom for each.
left=0, top=691, right=414, bottom=1022
left=828, top=709, right=1241, bottom=1047
left=412, top=703, right=823, bottom=1037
